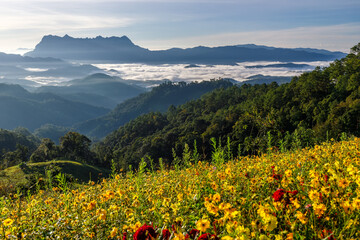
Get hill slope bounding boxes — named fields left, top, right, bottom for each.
left=1, top=138, right=359, bottom=239
left=0, top=160, right=109, bottom=193
left=74, top=79, right=234, bottom=138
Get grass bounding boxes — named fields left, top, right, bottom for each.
left=0, top=160, right=109, bottom=194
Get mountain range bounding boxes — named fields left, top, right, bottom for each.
left=35, top=73, right=145, bottom=108
left=0, top=83, right=109, bottom=131
left=25, top=35, right=346, bottom=64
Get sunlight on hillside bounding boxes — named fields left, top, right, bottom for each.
left=1, top=138, right=359, bottom=239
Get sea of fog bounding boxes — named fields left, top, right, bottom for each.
left=93, top=61, right=332, bottom=83
left=1, top=61, right=333, bottom=87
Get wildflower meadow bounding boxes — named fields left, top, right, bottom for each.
left=1, top=138, right=360, bottom=239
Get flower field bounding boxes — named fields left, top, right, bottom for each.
left=1, top=138, right=360, bottom=239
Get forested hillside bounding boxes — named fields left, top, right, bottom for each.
left=75, top=80, right=234, bottom=138
left=94, top=44, right=360, bottom=169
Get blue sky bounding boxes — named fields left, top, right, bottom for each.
left=0, top=0, right=359, bottom=53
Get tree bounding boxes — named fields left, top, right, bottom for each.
left=60, top=132, right=94, bottom=163
left=350, top=43, right=360, bottom=56
left=30, top=138, right=58, bottom=162
left=0, top=144, right=29, bottom=169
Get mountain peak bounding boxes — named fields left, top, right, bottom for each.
left=63, top=34, right=72, bottom=39
left=25, top=34, right=143, bottom=60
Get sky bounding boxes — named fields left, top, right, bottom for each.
left=0, top=0, right=359, bottom=54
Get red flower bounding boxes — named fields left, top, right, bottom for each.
left=321, top=229, right=335, bottom=240
left=123, top=232, right=127, bottom=240
left=189, top=229, right=200, bottom=239
left=287, top=190, right=298, bottom=196
left=272, top=189, right=286, bottom=202
left=162, top=229, right=171, bottom=240
left=271, top=166, right=282, bottom=180
left=133, top=225, right=157, bottom=240
left=272, top=173, right=282, bottom=180
left=324, top=175, right=329, bottom=183
left=197, top=234, right=219, bottom=240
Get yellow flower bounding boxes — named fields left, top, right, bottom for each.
left=86, top=200, right=96, bottom=211
left=162, top=198, right=171, bottom=207
left=292, top=198, right=301, bottom=209
left=259, top=235, right=270, bottom=240
left=321, top=186, right=330, bottom=196
left=131, top=222, right=142, bottom=232
left=205, top=202, right=219, bottom=216
left=235, top=225, right=250, bottom=239
left=266, top=215, right=278, bottom=232
left=338, top=178, right=350, bottom=188
left=275, top=235, right=283, bottom=240
left=313, top=203, right=326, bottom=217
left=341, top=200, right=353, bottom=213
left=286, top=233, right=293, bottom=240
left=352, top=198, right=360, bottom=209
left=96, top=209, right=107, bottom=221
left=110, top=227, right=118, bottom=238
left=308, top=190, right=320, bottom=202
left=295, top=211, right=307, bottom=224
left=219, top=202, right=232, bottom=211
left=285, top=169, right=292, bottom=178
left=177, top=193, right=184, bottom=202
left=3, top=218, right=14, bottom=227
left=221, top=236, right=234, bottom=240
left=174, top=232, right=186, bottom=240
left=196, top=219, right=211, bottom=232
left=105, top=190, right=115, bottom=199
left=212, top=193, right=221, bottom=203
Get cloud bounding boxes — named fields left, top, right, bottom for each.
left=0, top=7, right=135, bottom=31
left=93, top=62, right=330, bottom=83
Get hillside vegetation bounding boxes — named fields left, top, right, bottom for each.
left=75, top=79, right=233, bottom=138
left=1, top=138, right=359, bottom=239
left=95, top=44, right=360, bottom=169
left=0, top=160, right=109, bottom=195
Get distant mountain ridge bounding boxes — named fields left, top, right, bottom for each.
left=25, top=35, right=346, bottom=64
left=36, top=73, right=146, bottom=108
left=0, top=83, right=109, bottom=131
